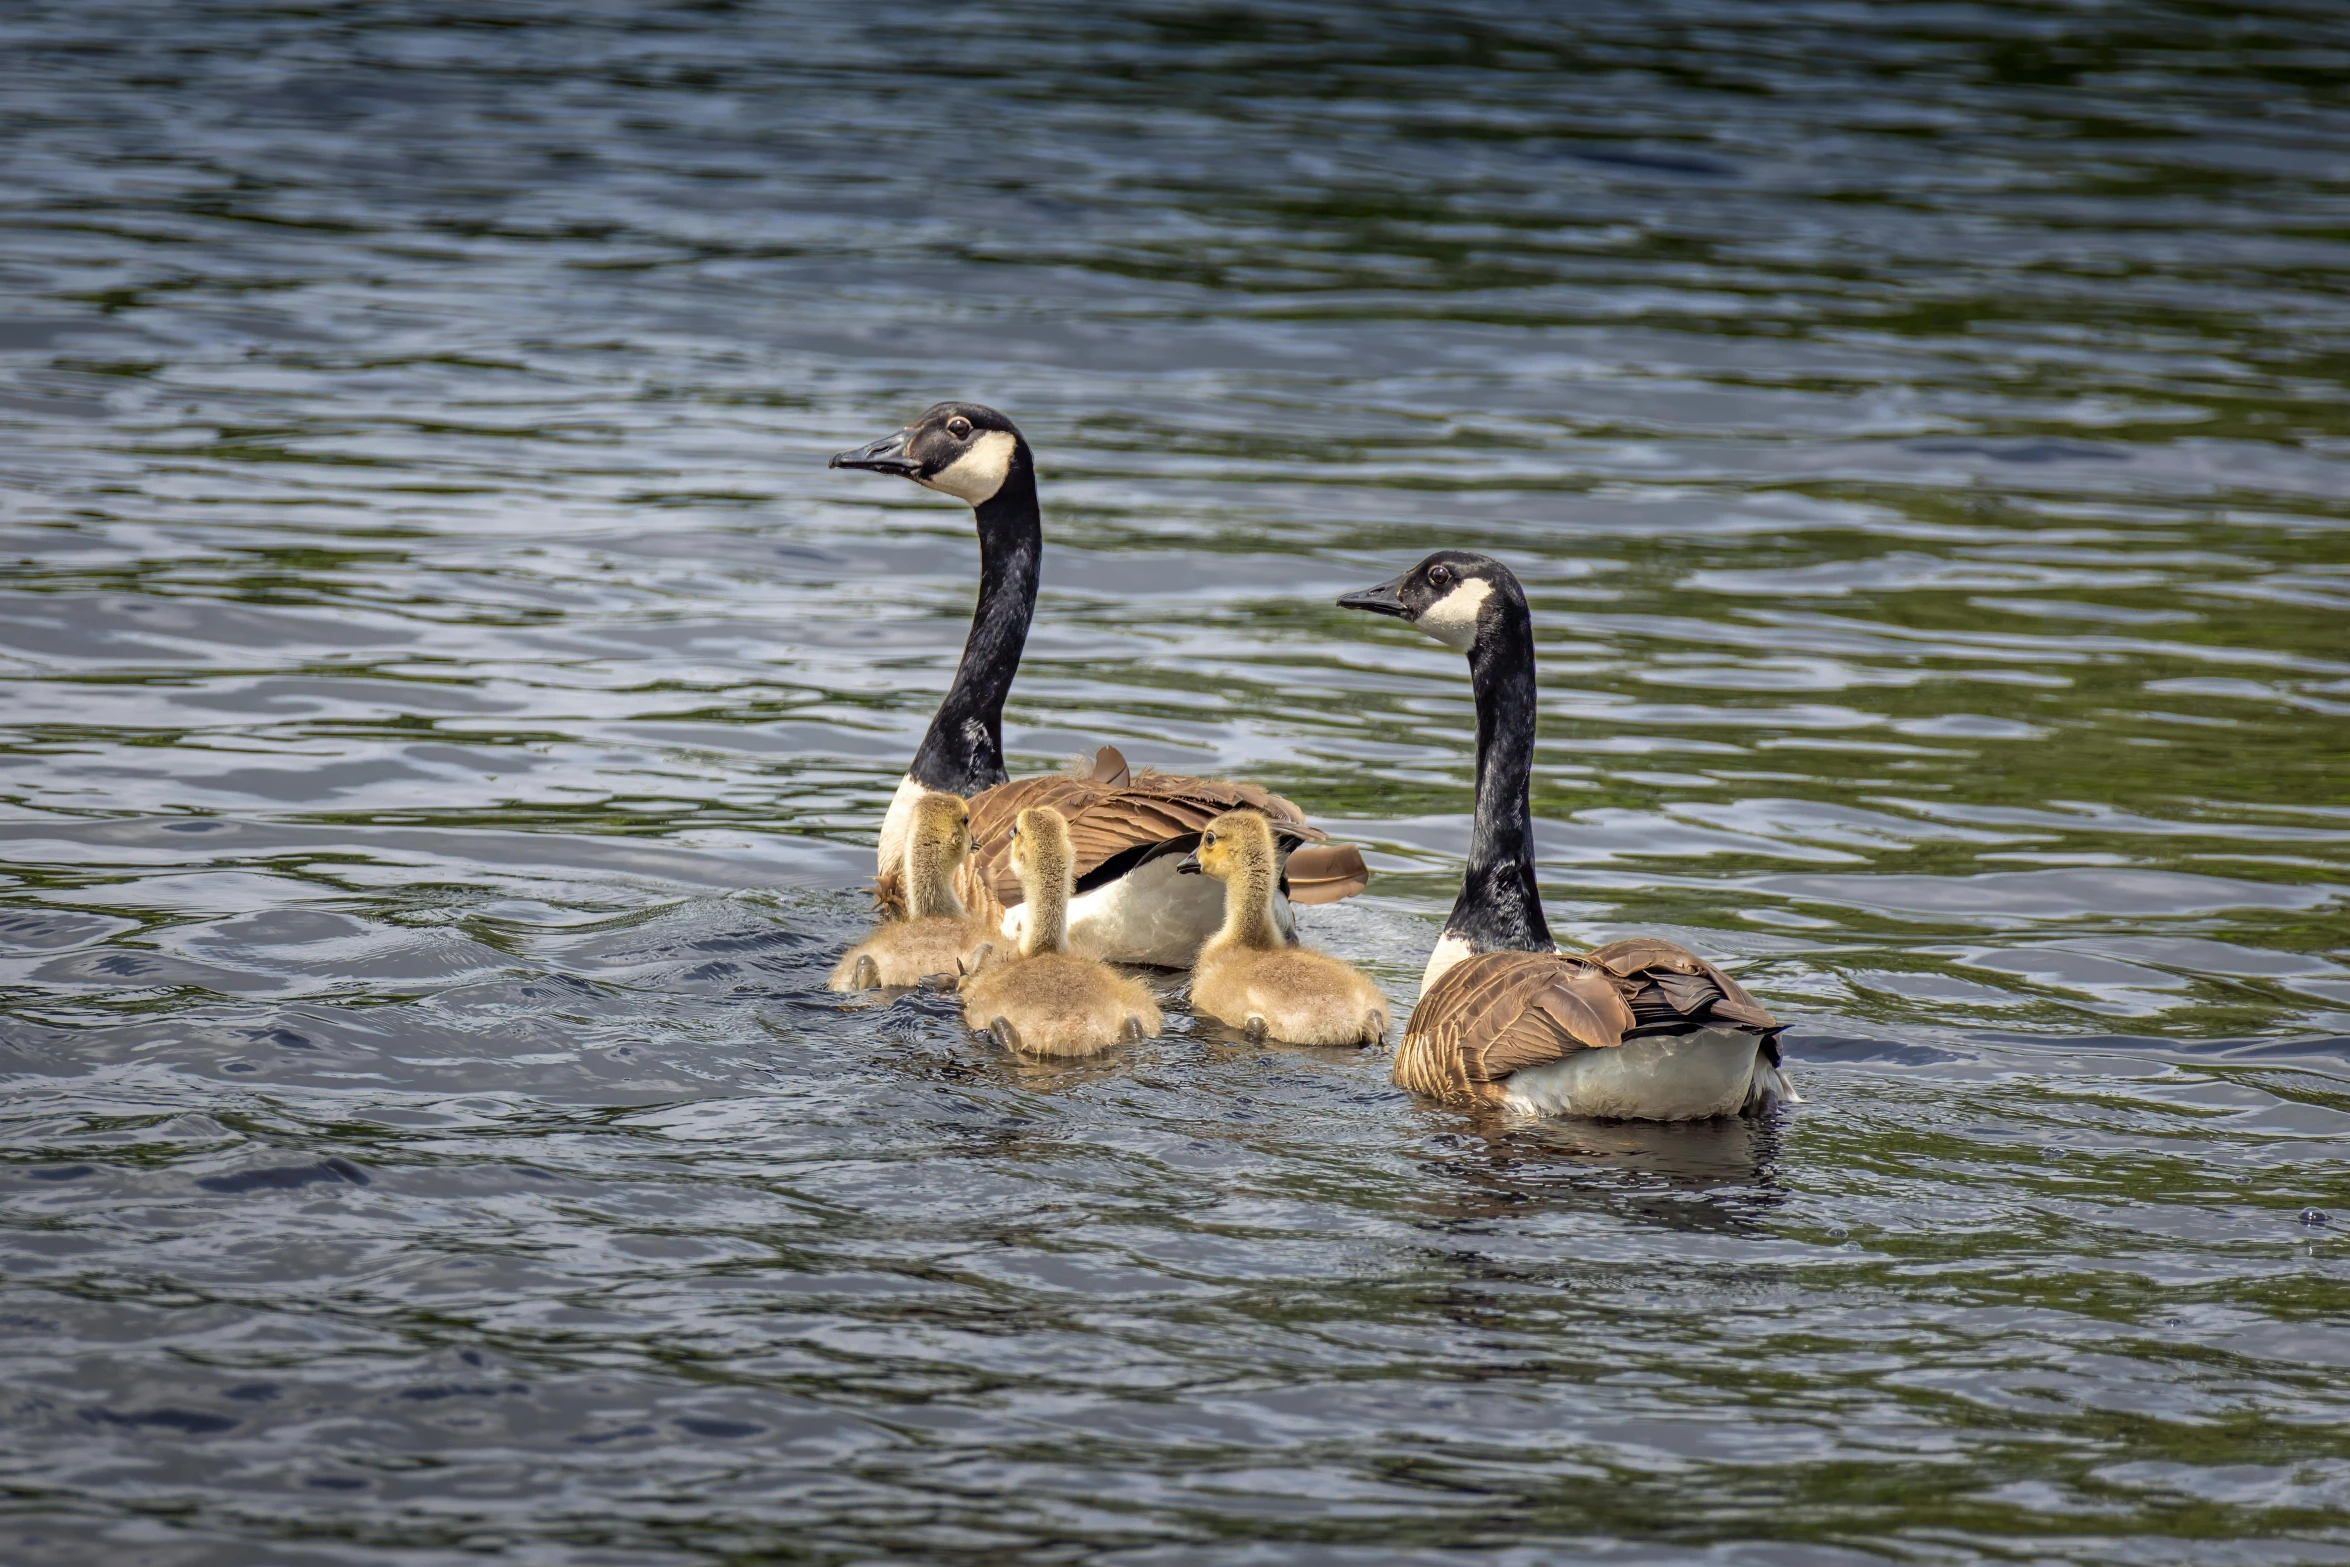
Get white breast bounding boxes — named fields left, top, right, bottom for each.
left=1419, top=933, right=1474, bottom=991
left=875, top=774, right=931, bottom=884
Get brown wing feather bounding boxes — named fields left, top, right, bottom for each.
left=952, top=854, right=1008, bottom=936
left=1653, top=970, right=1717, bottom=1014
left=965, top=753, right=1324, bottom=909
left=875, top=747, right=1366, bottom=915
left=1283, top=843, right=1369, bottom=905
left=1525, top=968, right=1643, bottom=1063
left=1584, top=937, right=1780, bottom=1034
left=1088, top=745, right=1131, bottom=788
left=1585, top=937, right=1705, bottom=977
left=872, top=849, right=1009, bottom=932
left=1395, top=952, right=1635, bottom=1104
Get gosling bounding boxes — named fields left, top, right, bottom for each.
left=829, top=792, right=996, bottom=990
left=958, top=806, right=1163, bottom=1055
left=1180, top=809, right=1390, bottom=1046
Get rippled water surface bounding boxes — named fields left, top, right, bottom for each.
left=5, top=2, right=2349, bottom=1561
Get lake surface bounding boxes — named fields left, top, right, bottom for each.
left=3, top=2, right=2348, bottom=1561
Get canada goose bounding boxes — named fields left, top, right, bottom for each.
left=959, top=806, right=1163, bottom=1056
left=1178, top=809, right=1389, bottom=1046
left=829, top=402, right=1367, bottom=967
left=828, top=792, right=997, bottom=991
left=1338, top=551, right=1794, bottom=1121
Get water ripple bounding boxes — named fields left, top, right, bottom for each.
left=3, top=1, right=2348, bottom=1561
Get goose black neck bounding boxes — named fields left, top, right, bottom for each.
left=908, top=469, right=1039, bottom=795
left=1449, top=594, right=1552, bottom=953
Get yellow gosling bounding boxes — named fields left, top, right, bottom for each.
left=829, top=793, right=997, bottom=990
left=1181, top=809, right=1389, bottom=1046
left=959, top=806, right=1162, bottom=1056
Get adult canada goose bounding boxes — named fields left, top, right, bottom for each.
left=830, top=402, right=1367, bottom=966
left=960, top=806, right=1163, bottom=1055
left=828, top=792, right=998, bottom=991
left=1338, top=551, right=1794, bottom=1121
left=1179, top=808, right=1390, bottom=1047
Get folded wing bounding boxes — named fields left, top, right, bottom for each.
left=961, top=747, right=1316, bottom=907
left=1583, top=936, right=1780, bottom=1036
left=1396, top=939, right=1780, bottom=1104
left=1282, top=843, right=1370, bottom=905
left=875, top=746, right=1367, bottom=922
left=1395, top=951, right=1636, bottom=1102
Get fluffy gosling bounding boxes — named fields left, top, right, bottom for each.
left=959, top=806, right=1163, bottom=1055
left=1180, top=809, right=1389, bottom=1046
left=829, top=792, right=996, bottom=990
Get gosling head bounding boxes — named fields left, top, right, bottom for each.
left=829, top=402, right=1032, bottom=507
left=1176, top=809, right=1275, bottom=884
left=903, top=791, right=972, bottom=916
left=1336, top=550, right=1525, bottom=654
left=907, top=790, right=972, bottom=864
left=1006, top=804, right=1073, bottom=892
left=909, top=789, right=971, bottom=851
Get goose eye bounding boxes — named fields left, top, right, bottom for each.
left=1428, top=563, right=1452, bottom=588
left=1202, top=832, right=1216, bottom=847
left=946, top=416, right=973, bottom=439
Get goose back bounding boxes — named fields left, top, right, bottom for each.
left=874, top=746, right=1365, bottom=922
left=1396, top=939, right=1781, bottom=1106
left=1584, top=937, right=1780, bottom=1038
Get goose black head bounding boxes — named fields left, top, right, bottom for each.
left=829, top=402, right=1032, bottom=507
left=1337, top=550, right=1524, bottom=654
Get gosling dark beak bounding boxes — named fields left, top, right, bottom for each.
left=829, top=428, right=920, bottom=477
left=1176, top=849, right=1202, bottom=875
left=1337, top=572, right=1411, bottom=619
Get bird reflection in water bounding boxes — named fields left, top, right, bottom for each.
left=1404, top=1108, right=1790, bottom=1237
left=1189, top=1017, right=1373, bottom=1069
left=864, top=989, right=1788, bottom=1234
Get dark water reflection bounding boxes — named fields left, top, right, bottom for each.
left=3, top=1, right=2348, bottom=1561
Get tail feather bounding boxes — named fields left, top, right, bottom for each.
left=1088, top=746, right=1131, bottom=788
left=870, top=863, right=907, bottom=920
left=1283, top=843, right=1369, bottom=905
left=1742, top=1054, right=1802, bottom=1115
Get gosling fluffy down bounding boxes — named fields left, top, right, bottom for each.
left=1180, top=810, right=1389, bottom=1047
left=959, top=806, right=1162, bottom=1056
left=829, top=792, right=996, bottom=990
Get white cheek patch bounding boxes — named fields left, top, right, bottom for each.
left=1417, top=578, right=1491, bottom=651
left=918, top=429, right=1018, bottom=505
